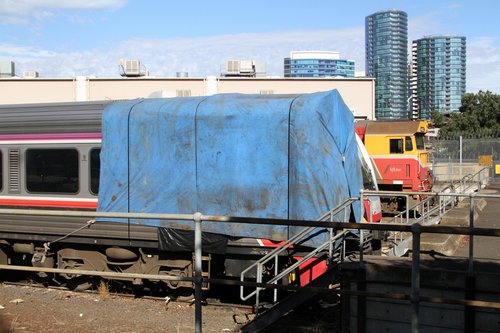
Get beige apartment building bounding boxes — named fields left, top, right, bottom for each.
left=0, top=76, right=376, bottom=119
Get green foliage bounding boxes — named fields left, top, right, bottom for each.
left=438, top=91, right=500, bottom=139
left=430, top=109, right=444, bottom=127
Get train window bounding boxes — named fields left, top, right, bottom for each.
left=405, top=136, right=413, bottom=151
left=360, top=158, right=376, bottom=190
left=90, top=148, right=100, bottom=195
left=389, top=138, right=404, bottom=154
left=26, top=149, right=79, bottom=194
left=415, top=133, right=425, bottom=150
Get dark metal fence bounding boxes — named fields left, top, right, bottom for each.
left=0, top=191, right=500, bottom=332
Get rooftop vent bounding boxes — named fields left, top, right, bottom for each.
left=23, top=71, right=39, bottom=78
left=221, top=60, right=266, bottom=78
left=119, top=59, right=148, bottom=77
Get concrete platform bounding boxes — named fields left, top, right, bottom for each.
left=417, top=178, right=499, bottom=258
left=415, top=202, right=482, bottom=256
left=454, top=180, right=500, bottom=260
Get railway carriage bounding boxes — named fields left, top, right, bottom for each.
left=0, top=91, right=366, bottom=295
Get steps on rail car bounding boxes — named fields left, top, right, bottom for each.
left=238, top=198, right=371, bottom=332
left=240, top=264, right=341, bottom=333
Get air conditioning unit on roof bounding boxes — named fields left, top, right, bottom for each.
left=125, top=60, right=140, bottom=75
left=23, top=71, right=39, bottom=78
left=119, top=59, right=147, bottom=77
left=226, top=60, right=240, bottom=74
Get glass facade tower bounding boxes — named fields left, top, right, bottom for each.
left=365, top=10, right=408, bottom=119
left=411, top=36, right=466, bottom=119
left=284, top=51, right=355, bottom=78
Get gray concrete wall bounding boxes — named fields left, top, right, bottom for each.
left=432, top=163, right=486, bottom=183
left=341, top=256, right=500, bottom=332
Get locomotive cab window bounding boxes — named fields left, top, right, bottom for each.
left=26, top=149, right=79, bottom=194
left=90, top=148, right=100, bottom=195
left=389, top=138, right=404, bottom=154
left=405, top=136, right=413, bottom=151
left=415, top=133, right=425, bottom=150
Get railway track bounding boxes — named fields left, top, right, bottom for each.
left=0, top=276, right=254, bottom=312
left=0, top=280, right=250, bottom=333
left=0, top=278, right=339, bottom=333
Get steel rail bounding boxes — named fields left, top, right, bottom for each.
left=0, top=264, right=195, bottom=282
left=4, top=265, right=499, bottom=311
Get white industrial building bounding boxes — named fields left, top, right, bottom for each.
left=0, top=75, right=376, bottom=120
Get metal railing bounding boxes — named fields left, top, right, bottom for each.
left=374, top=166, right=492, bottom=257
left=0, top=188, right=499, bottom=332
left=0, top=204, right=365, bottom=333
left=240, top=198, right=356, bottom=313
left=376, top=191, right=454, bottom=256
left=453, top=166, right=490, bottom=194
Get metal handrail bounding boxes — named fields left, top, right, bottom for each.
left=376, top=167, right=491, bottom=256
left=239, top=198, right=357, bottom=307
left=382, top=193, right=456, bottom=256
left=455, top=166, right=490, bottom=195
left=1, top=189, right=500, bottom=332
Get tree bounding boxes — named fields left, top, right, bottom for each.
left=438, top=90, right=500, bottom=138
left=430, top=109, right=444, bottom=127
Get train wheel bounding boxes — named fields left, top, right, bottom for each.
left=170, top=287, right=195, bottom=302
left=387, top=198, right=399, bottom=212
left=64, top=276, right=94, bottom=291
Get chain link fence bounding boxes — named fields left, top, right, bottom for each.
left=429, top=137, right=500, bottom=184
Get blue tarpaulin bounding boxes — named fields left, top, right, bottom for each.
left=97, top=90, right=363, bottom=243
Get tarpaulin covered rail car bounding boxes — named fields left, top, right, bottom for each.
left=97, top=90, right=363, bottom=247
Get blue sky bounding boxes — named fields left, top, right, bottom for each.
left=0, top=0, right=499, bottom=92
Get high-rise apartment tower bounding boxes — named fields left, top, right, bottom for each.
left=411, top=36, right=466, bottom=119
left=365, top=9, right=409, bottom=119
